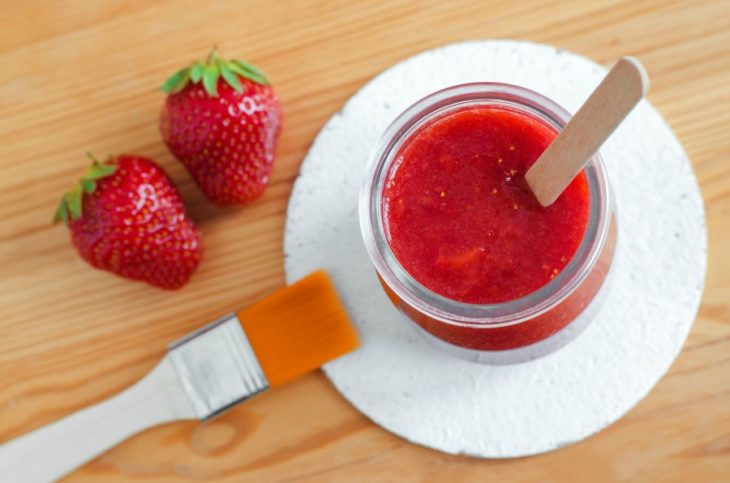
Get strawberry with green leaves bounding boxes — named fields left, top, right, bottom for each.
left=55, top=154, right=203, bottom=290
left=160, top=50, right=282, bottom=206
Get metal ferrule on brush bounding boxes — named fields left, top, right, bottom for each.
left=167, top=313, right=269, bottom=420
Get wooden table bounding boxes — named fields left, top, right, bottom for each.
left=1, top=1, right=728, bottom=481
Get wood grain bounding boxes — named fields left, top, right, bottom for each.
left=0, top=0, right=728, bottom=481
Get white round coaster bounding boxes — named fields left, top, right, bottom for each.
left=283, top=40, right=707, bottom=458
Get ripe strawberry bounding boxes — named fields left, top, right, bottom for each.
left=159, top=50, right=282, bottom=206
left=54, top=154, right=203, bottom=290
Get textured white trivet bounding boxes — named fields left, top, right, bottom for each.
left=283, top=40, right=707, bottom=458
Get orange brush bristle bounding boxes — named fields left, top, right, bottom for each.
left=237, top=270, right=360, bottom=387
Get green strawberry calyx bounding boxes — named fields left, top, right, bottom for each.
left=54, top=153, right=117, bottom=226
left=161, top=48, right=270, bottom=97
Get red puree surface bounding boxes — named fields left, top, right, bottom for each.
left=383, top=105, right=590, bottom=304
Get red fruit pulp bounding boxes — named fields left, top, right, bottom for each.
left=383, top=105, right=590, bottom=305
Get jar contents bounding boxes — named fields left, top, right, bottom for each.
left=383, top=105, right=590, bottom=304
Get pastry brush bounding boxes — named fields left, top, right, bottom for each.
left=0, top=270, right=359, bottom=483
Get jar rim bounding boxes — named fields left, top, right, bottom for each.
left=359, top=82, right=612, bottom=328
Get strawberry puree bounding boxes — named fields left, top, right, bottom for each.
left=383, top=105, right=590, bottom=304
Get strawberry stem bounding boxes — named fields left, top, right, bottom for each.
left=207, top=46, right=219, bottom=63
left=86, top=152, right=99, bottom=164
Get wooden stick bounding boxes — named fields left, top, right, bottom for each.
left=525, top=57, right=649, bottom=206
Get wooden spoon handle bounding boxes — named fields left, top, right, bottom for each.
left=525, top=57, right=649, bottom=206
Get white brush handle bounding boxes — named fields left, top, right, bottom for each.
left=0, top=357, right=196, bottom=483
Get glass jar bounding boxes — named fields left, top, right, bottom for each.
left=359, top=83, right=617, bottom=364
